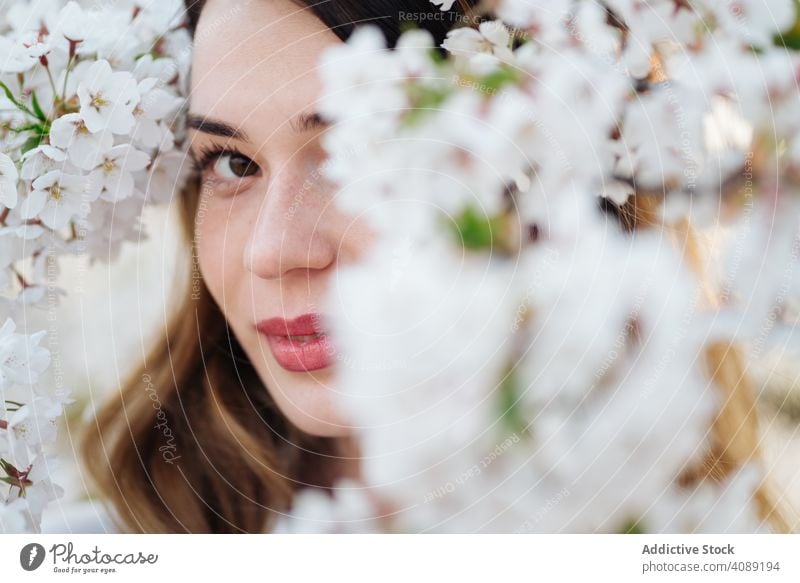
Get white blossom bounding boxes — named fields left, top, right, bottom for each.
left=0, top=153, right=19, bottom=209
left=20, top=170, right=90, bottom=230
left=19, top=145, right=69, bottom=181
left=0, top=35, right=40, bottom=73
left=0, top=318, right=50, bottom=388
left=705, top=0, right=797, bottom=47
left=497, top=0, right=573, bottom=42
left=130, top=77, right=182, bottom=149
left=0, top=0, right=191, bottom=534
left=283, top=479, right=382, bottom=533
left=79, top=196, right=147, bottom=261
left=442, top=20, right=515, bottom=73
left=48, top=113, right=113, bottom=171
left=43, top=1, right=89, bottom=55
left=6, top=0, right=63, bottom=34
left=0, top=498, right=30, bottom=533
left=137, top=150, right=192, bottom=205
left=281, top=0, right=800, bottom=534
left=8, top=396, right=65, bottom=448
left=0, top=0, right=797, bottom=535
left=605, top=0, right=703, bottom=77
left=77, top=59, right=140, bottom=134
left=87, top=144, right=150, bottom=202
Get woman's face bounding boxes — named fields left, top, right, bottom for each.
left=188, top=0, right=372, bottom=437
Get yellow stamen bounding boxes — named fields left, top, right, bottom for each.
left=90, top=92, right=107, bottom=110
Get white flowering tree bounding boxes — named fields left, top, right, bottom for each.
left=285, top=0, right=800, bottom=532
left=2, top=0, right=798, bottom=535
left=0, top=0, right=189, bottom=532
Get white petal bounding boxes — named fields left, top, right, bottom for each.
left=0, top=153, right=19, bottom=208
left=48, top=114, right=81, bottom=149
left=31, top=170, right=60, bottom=191
left=19, top=190, right=47, bottom=219
left=69, top=130, right=113, bottom=170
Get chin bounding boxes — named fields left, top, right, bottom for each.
left=261, top=367, right=353, bottom=438
left=291, top=416, right=353, bottom=438
left=280, top=405, right=354, bottom=437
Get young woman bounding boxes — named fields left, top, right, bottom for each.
left=81, top=0, right=793, bottom=533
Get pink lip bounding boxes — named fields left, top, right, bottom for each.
left=255, top=313, right=335, bottom=372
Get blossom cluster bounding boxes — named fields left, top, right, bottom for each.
left=285, top=0, right=800, bottom=532
left=0, top=0, right=190, bottom=532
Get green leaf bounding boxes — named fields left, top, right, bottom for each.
left=31, top=91, right=47, bottom=122
left=0, top=80, right=36, bottom=118
left=620, top=518, right=646, bottom=534
left=9, top=123, right=44, bottom=134
left=399, top=20, right=418, bottom=35
left=21, top=134, right=44, bottom=155
left=774, top=0, right=800, bottom=49
left=497, top=366, right=529, bottom=436
left=427, top=46, right=447, bottom=64
left=0, top=457, right=17, bottom=476
left=450, top=205, right=506, bottom=250
left=0, top=80, right=24, bottom=110
left=774, top=27, right=800, bottom=50
left=479, top=66, right=521, bottom=93
left=404, top=83, right=452, bottom=126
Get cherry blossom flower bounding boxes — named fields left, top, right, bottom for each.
left=130, top=77, right=183, bottom=149
left=0, top=153, right=19, bottom=209
left=48, top=113, right=113, bottom=171
left=0, top=35, right=40, bottom=73
left=46, top=1, right=86, bottom=40
left=0, top=0, right=191, bottom=533
left=706, top=0, right=797, bottom=47
left=442, top=20, right=515, bottom=73
left=19, top=146, right=69, bottom=181
left=77, top=60, right=140, bottom=134
left=281, top=479, right=382, bottom=533
left=497, top=0, right=573, bottom=39
left=2, top=0, right=799, bottom=534
left=80, top=196, right=147, bottom=261
left=605, top=0, right=703, bottom=78
left=87, top=144, right=150, bottom=202
left=137, top=150, right=193, bottom=205
left=283, top=0, right=800, bottom=534
left=4, top=454, right=65, bottom=533
left=19, top=170, right=90, bottom=230
left=0, top=498, right=29, bottom=533
left=8, top=397, right=63, bottom=448
left=0, top=319, right=50, bottom=388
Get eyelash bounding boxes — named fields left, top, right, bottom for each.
left=193, top=144, right=259, bottom=179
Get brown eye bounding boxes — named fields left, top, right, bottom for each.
left=212, top=152, right=260, bottom=179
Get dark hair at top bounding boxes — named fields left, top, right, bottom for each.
left=185, top=0, right=480, bottom=47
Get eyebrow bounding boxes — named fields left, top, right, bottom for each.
left=186, top=111, right=328, bottom=141
left=186, top=114, right=249, bottom=141
left=290, top=111, right=328, bottom=134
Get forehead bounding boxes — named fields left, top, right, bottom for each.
left=190, top=0, right=340, bottom=124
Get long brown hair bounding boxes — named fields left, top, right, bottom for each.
left=80, top=0, right=795, bottom=533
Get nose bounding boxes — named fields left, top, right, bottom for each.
left=243, top=162, right=339, bottom=281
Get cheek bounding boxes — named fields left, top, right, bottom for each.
left=194, top=194, right=249, bottom=304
